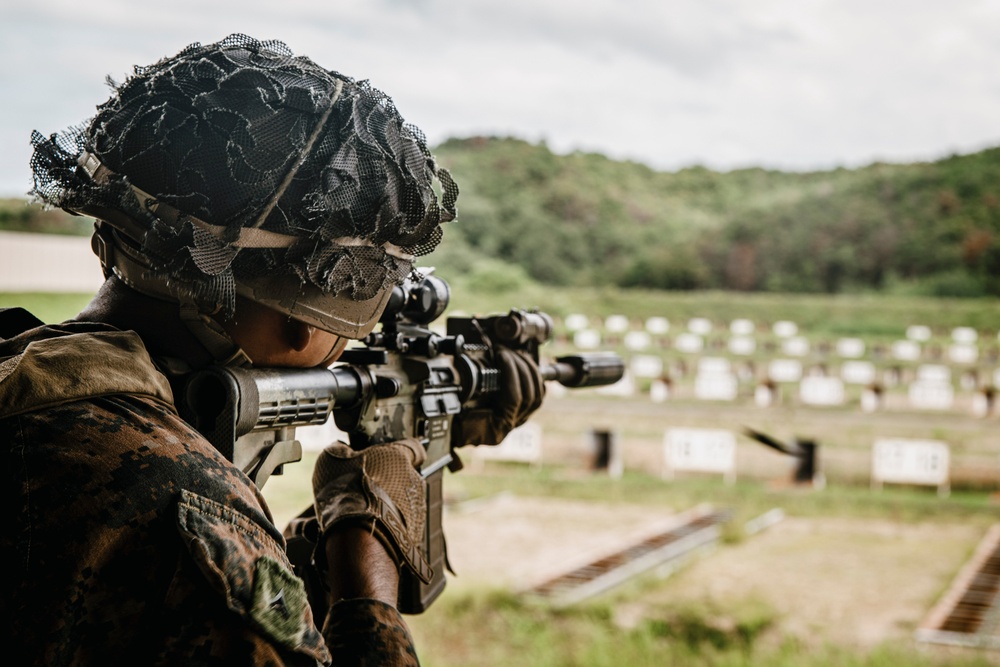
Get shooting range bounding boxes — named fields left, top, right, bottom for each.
left=5, top=5, right=1000, bottom=658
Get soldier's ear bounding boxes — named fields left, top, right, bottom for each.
left=287, top=320, right=315, bottom=353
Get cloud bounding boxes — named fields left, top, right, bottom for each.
left=2, top=0, right=999, bottom=195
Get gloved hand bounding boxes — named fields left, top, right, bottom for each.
left=452, top=346, right=546, bottom=447
left=311, top=438, right=433, bottom=585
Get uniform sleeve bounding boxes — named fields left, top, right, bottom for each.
left=322, top=598, right=420, bottom=667
left=6, top=392, right=338, bottom=666
left=171, top=478, right=422, bottom=666
left=284, top=505, right=422, bottom=666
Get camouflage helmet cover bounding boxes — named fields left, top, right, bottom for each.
left=29, top=34, right=458, bottom=338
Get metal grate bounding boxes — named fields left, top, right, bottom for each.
left=916, top=524, right=1000, bottom=650
left=525, top=505, right=731, bottom=606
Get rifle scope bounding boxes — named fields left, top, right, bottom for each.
left=382, top=273, right=451, bottom=325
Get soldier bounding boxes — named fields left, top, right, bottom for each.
left=2, top=35, right=543, bottom=665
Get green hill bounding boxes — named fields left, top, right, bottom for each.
left=7, top=137, right=1000, bottom=297
left=432, top=137, right=1000, bottom=297
left=0, top=197, right=92, bottom=236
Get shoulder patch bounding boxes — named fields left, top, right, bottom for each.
left=176, top=489, right=329, bottom=663
left=252, top=556, right=311, bottom=649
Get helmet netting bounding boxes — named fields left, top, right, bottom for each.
left=29, top=34, right=458, bottom=318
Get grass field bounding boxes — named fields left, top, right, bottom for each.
left=0, top=292, right=94, bottom=323
left=443, top=283, right=1000, bottom=340
left=4, top=285, right=1000, bottom=339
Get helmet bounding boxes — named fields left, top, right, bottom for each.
left=29, top=34, right=458, bottom=345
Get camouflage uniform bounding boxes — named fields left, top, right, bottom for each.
left=0, top=309, right=419, bottom=666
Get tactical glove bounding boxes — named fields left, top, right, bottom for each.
left=312, top=439, right=433, bottom=584
left=453, top=346, right=545, bottom=447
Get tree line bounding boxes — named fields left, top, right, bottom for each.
left=432, top=137, right=1000, bottom=297
left=5, top=136, right=1000, bottom=297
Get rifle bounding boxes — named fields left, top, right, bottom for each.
left=178, top=272, right=625, bottom=614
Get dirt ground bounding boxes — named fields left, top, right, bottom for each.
left=442, top=493, right=682, bottom=590
left=439, top=494, right=989, bottom=651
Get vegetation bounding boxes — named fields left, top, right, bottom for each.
left=431, top=137, right=1000, bottom=297
left=0, top=292, right=94, bottom=323
left=407, top=589, right=995, bottom=667
left=440, top=283, right=1000, bottom=340
left=7, top=285, right=999, bottom=342
left=0, top=198, right=91, bottom=236
left=7, top=138, right=1000, bottom=298
left=438, top=468, right=999, bottom=530
left=409, top=589, right=782, bottom=667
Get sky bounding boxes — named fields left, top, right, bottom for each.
left=2, top=0, right=999, bottom=197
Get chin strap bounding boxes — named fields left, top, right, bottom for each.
left=177, top=302, right=253, bottom=368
